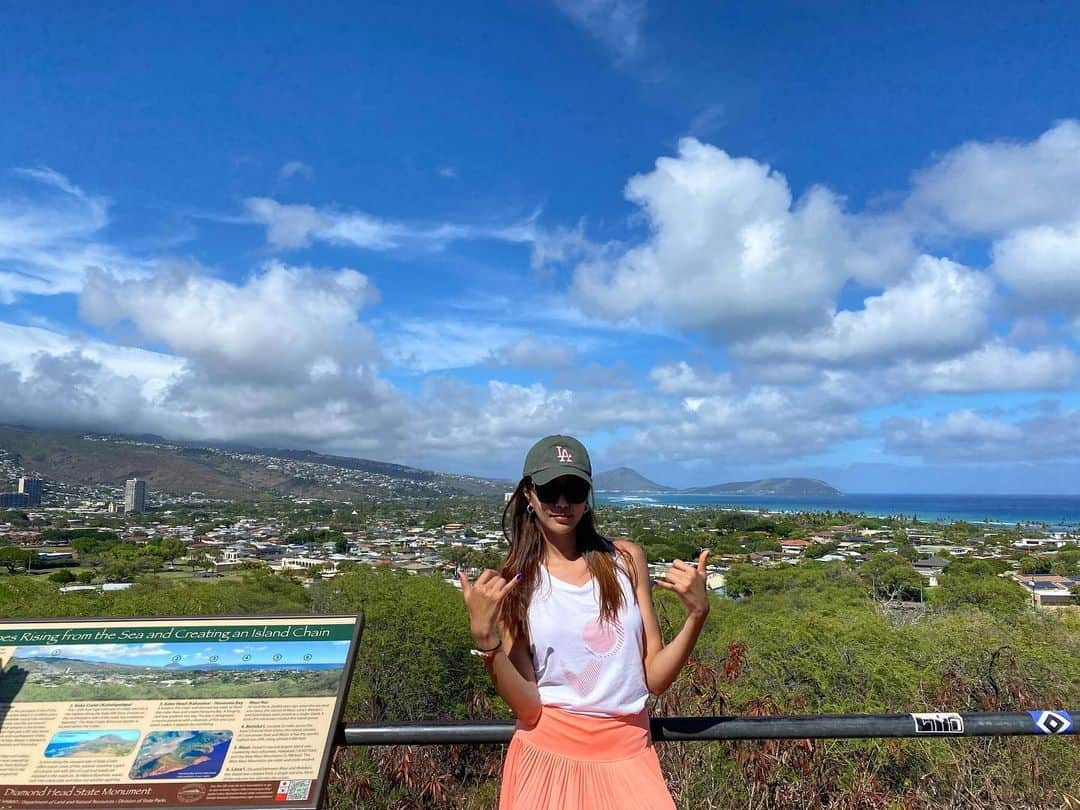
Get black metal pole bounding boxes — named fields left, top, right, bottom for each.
left=337, top=710, right=1076, bottom=746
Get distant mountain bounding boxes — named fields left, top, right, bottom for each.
left=686, top=477, right=840, bottom=496
left=0, top=424, right=505, bottom=501
left=0, top=424, right=839, bottom=502
left=593, top=467, right=674, bottom=492
left=592, top=467, right=839, bottom=496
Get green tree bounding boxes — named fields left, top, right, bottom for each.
left=145, top=537, right=187, bottom=564
left=1050, top=548, right=1080, bottom=576
left=46, top=528, right=119, bottom=547
left=314, top=566, right=486, bottom=722
left=859, top=553, right=923, bottom=601
left=287, top=528, right=345, bottom=548
left=722, top=563, right=758, bottom=598
left=0, top=510, right=29, bottom=527
left=72, top=534, right=121, bottom=557
left=444, top=546, right=503, bottom=571
left=743, top=535, right=781, bottom=553
left=100, top=560, right=141, bottom=582
left=805, top=540, right=840, bottom=559
left=895, top=540, right=918, bottom=562
left=1018, top=555, right=1052, bottom=575
left=932, top=572, right=1028, bottom=613
left=0, top=546, right=34, bottom=573
left=943, top=557, right=1010, bottom=577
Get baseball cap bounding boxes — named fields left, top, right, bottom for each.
left=523, top=435, right=592, bottom=487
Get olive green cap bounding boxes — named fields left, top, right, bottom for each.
left=523, top=435, right=592, bottom=486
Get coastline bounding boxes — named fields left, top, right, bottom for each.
left=595, top=491, right=1080, bottom=529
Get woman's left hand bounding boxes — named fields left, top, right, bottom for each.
left=654, top=549, right=711, bottom=618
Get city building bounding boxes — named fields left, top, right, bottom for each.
left=124, top=478, right=147, bottom=513
left=17, top=477, right=43, bottom=506
left=1012, top=574, right=1080, bottom=608
left=0, top=492, right=31, bottom=508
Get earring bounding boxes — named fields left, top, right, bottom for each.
left=526, top=504, right=535, bottom=518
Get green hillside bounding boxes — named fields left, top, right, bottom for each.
left=0, top=425, right=504, bottom=500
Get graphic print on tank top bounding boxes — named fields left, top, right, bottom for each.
left=559, top=616, right=625, bottom=697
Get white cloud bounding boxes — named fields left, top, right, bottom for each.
left=8, top=124, right=1080, bottom=479
left=883, top=407, right=1080, bottom=463
left=553, top=0, right=647, bottom=62
left=0, top=317, right=409, bottom=452
left=571, top=138, right=913, bottom=338
left=648, top=361, right=732, bottom=396
left=381, top=318, right=529, bottom=373
left=243, top=196, right=539, bottom=252
left=530, top=220, right=607, bottom=271
left=0, top=351, right=170, bottom=436
left=162, top=367, right=406, bottom=449
left=488, top=337, right=576, bottom=368
left=991, top=219, right=1080, bottom=308
left=610, top=385, right=866, bottom=464
left=0, top=167, right=152, bottom=301
left=279, top=161, right=314, bottom=181
left=407, top=378, right=666, bottom=470
left=0, top=321, right=183, bottom=402
left=686, top=104, right=726, bottom=139
left=904, top=342, right=1078, bottom=393
left=243, top=197, right=397, bottom=250
left=80, top=261, right=380, bottom=383
left=910, top=119, right=1080, bottom=235
left=734, top=257, right=995, bottom=366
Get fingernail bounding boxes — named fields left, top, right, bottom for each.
left=515, top=572, right=523, bottom=580
left=650, top=578, right=657, bottom=585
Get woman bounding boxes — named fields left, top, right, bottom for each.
left=458, top=434, right=711, bottom=810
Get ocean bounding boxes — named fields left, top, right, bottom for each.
left=595, top=492, right=1080, bottom=529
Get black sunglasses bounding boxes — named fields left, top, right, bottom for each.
left=534, top=477, right=591, bottom=504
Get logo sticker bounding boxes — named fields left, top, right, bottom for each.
left=554, top=446, right=573, bottom=463
left=1029, top=710, right=1073, bottom=735
left=912, top=712, right=964, bottom=734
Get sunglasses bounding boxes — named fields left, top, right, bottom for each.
left=533, top=477, right=591, bottom=504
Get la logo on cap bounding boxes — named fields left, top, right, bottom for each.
left=555, top=446, right=573, bottom=463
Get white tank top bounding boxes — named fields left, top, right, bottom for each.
left=526, top=560, right=649, bottom=717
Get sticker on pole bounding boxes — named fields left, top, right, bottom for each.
left=911, top=712, right=964, bottom=734
left=1029, top=710, right=1073, bottom=735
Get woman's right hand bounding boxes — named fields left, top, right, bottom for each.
left=458, top=569, right=522, bottom=647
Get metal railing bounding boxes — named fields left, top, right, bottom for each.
left=338, top=709, right=1076, bottom=746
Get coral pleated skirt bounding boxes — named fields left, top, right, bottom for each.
left=498, top=706, right=676, bottom=810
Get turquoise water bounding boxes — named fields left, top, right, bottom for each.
left=595, top=492, right=1080, bottom=528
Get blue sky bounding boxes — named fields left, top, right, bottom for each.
left=17, top=640, right=350, bottom=667
left=3, top=1, right=1080, bottom=493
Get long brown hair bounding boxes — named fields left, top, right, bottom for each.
left=498, top=476, right=635, bottom=643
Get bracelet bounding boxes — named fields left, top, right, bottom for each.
left=470, top=640, right=502, bottom=659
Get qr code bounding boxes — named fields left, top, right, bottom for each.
left=286, top=781, right=311, bottom=801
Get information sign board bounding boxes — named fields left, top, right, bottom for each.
left=0, top=615, right=362, bottom=810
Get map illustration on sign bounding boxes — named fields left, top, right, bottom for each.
left=130, top=730, right=233, bottom=779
